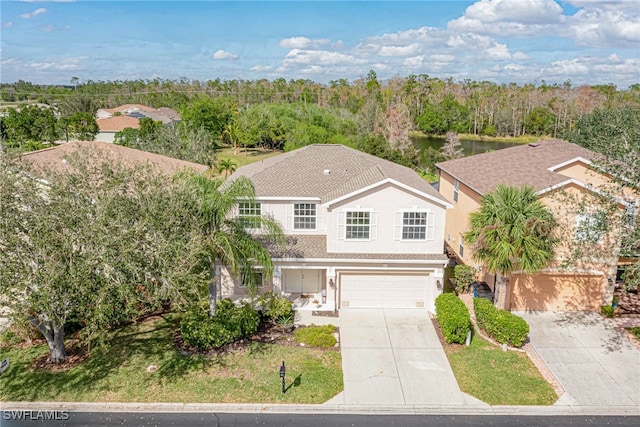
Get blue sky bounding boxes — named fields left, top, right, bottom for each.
left=1, top=1, right=638, bottom=87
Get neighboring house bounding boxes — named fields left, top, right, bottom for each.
left=20, top=140, right=208, bottom=177
left=94, top=104, right=181, bottom=142
left=96, top=116, right=141, bottom=143
left=437, top=139, right=633, bottom=312
left=220, top=144, right=453, bottom=312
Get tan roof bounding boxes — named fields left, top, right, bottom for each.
left=97, top=116, right=140, bottom=132
left=156, top=107, right=181, bottom=120
left=229, top=144, right=450, bottom=205
left=436, top=139, right=597, bottom=195
left=20, top=141, right=208, bottom=177
left=260, top=235, right=448, bottom=261
left=103, top=104, right=157, bottom=114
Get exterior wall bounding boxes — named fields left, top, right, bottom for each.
left=219, top=265, right=274, bottom=297
left=258, top=199, right=326, bottom=234
left=553, top=162, right=610, bottom=188
left=325, top=183, right=447, bottom=254
left=95, top=131, right=116, bottom=143
left=509, top=272, right=606, bottom=311
left=438, top=171, right=482, bottom=265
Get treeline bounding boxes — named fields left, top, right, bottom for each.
left=3, top=72, right=639, bottom=138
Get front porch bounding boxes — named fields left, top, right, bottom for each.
left=285, top=292, right=336, bottom=312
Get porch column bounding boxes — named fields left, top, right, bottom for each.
left=326, top=267, right=337, bottom=307
left=272, top=266, right=282, bottom=294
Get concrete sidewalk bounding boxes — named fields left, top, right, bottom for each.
left=2, top=401, right=639, bottom=416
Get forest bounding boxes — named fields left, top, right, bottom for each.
left=1, top=72, right=639, bottom=176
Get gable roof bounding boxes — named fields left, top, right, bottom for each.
left=228, top=144, right=451, bottom=206
left=436, top=139, right=598, bottom=196
left=101, top=104, right=158, bottom=114
left=20, top=141, right=208, bottom=177
left=97, top=116, right=140, bottom=132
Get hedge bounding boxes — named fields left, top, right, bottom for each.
left=180, top=299, right=260, bottom=350
left=473, top=298, right=529, bottom=347
left=435, top=293, right=471, bottom=344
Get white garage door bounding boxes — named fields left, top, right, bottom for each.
left=340, top=273, right=435, bottom=310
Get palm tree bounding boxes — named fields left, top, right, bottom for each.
left=190, top=175, right=284, bottom=316
left=217, top=158, right=237, bottom=178
left=464, top=184, right=557, bottom=309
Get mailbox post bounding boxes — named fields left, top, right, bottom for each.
left=279, top=361, right=286, bottom=394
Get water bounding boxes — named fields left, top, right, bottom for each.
left=411, top=135, right=522, bottom=156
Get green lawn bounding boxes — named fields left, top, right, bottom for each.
left=215, top=146, right=282, bottom=169
left=443, top=334, right=557, bottom=405
left=0, top=315, right=342, bottom=403
left=627, top=327, right=640, bottom=340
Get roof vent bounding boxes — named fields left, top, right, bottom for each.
left=323, top=169, right=330, bottom=175
left=528, top=143, right=540, bottom=147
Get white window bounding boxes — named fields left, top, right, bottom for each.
left=453, top=180, right=459, bottom=202
left=346, top=211, right=370, bottom=240
left=574, top=213, right=604, bottom=243
left=239, top=269, right=264, bottom=288
left=294, top=203, right=316, bottom=230
left=238, top=202, right=261, bottom=229
left=395, top=211, right=435, bottom=240
left=459, top=235, right=464, bottom=258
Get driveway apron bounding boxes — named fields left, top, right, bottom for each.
left=339, top=308, right=466, bottom=405
left=517, top=311, right=640, bottom=407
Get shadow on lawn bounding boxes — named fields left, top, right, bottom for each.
left=0, top=315, right=209, bottom=400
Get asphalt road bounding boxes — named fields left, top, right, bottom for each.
left=0, top=412, right=638, bottom=427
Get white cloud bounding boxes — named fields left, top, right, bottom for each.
left=512, top=51, right=531, bottom=60
left=212, top=49, right=238, bottom=60
left=568, top=3, right=640, bottom=47
left=378, top=43, right=421, bottom=57
left=27, top=55, right=88, bottom=71
left=504, top=63, right=526, bottom=71
left=541, top=58, right=590, bottom=76
left=279, top=36, right=331, bottom=49
left=19, top=7, right=47, bottom=19
left=403, top=56, right=425, bottom=69
left=485, top=43, right=511, bottom=60
left=251, top=64, right=272, bottom=72
left=2, top=21, right=13, bottom=28
left=283, top=49, right=365, bottom=66
left=448, top=0, right=565, bottom=37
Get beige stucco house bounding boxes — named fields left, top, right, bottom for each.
left=220, top=144, right=453, bottom=312
left=95, top=104, right=180, bottom=143
left=437, top=139, right=634, bottom=312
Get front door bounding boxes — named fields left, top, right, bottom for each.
left=283, top=269, right=321, bottom=294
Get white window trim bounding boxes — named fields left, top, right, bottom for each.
left=292, top=202, right=318, bottom=231
left=459, top=235, right=464, bottom=258
left=394, top=209, right=436, bottom=241
left=238, top=201, right=262, bottom=231
left=239, top=269, right=265, bottom=288
left=453, top=179, right=459, bottom=203
left=338, top=208, right=377, bottom=241
left=574, top=213, right=604, bottom=243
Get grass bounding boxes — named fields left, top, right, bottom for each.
left=215, top=146, right=282, bottom=168
left=0, top=314, right=342, bottom=403
left=443, top=334, right=557, bottom=405
left=627, top=327, right=640, bottom=340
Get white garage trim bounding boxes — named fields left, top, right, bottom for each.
left=339, top=271, right=436, bottom=311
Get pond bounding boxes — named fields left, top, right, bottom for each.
left=411, top=134, right=522, bottom=156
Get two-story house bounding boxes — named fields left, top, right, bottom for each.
left=219, top=144, right=453, bottom=312
left=437, top=139, right=633, bottom=312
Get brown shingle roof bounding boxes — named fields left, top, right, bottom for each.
left=97, top=116, right=140, bottom=132
left=260, top=235, right=448, bottom=261
left=20, top=141, right=208, bottom=177
left=436, top=139, right=597, bottom=196
left=229, top=144, right=450, bottom=205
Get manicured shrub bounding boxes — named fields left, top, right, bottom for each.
left=258, top=291, right=294, bottom=322
left=435, top=293, right=471, bottom=344
left=601, top=305, right=615, bottom=318
left=454, top=264, right=475, bottom=294
left=474, top=298, right=529, bottom=347
left=180, top=300, right=260, bottom=350
left=294, top=325, right=337, bottom=348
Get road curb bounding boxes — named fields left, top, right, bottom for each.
left=2, top=402, right=639, bottom=416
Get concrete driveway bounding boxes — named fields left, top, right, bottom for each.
left=337, top=308, right=471, bottom=405
left=517, top=311, right=640, bottom=407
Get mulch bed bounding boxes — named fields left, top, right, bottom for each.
left=430, top=316, right=464, bottom=352
left=32, top=342, right=90, bottom=371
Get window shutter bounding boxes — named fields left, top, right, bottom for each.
left=427, top=211, right=435, bottom=240
left=394, top=211, right=402, bottom=240
left=371, top=211, right=378, bottom=240
left=337, top=211, right=345, bottom=240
